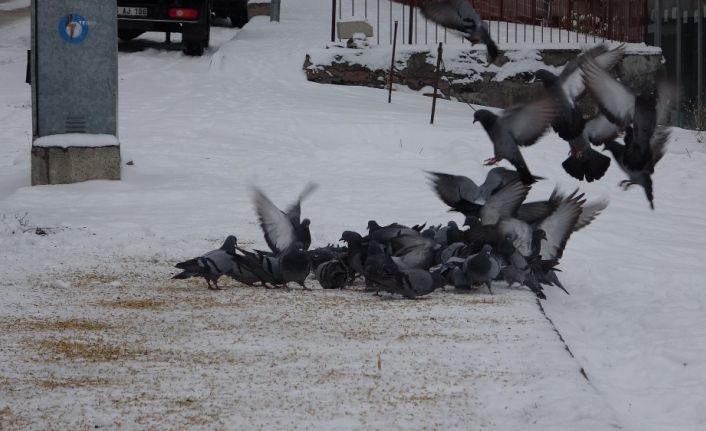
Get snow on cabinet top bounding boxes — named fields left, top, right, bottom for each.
left=33, top=133, right=119, bottom=148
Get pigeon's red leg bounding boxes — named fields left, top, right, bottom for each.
left=483, top=157, right=500, bottom=166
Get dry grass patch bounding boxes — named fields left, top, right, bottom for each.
left=25, top=318, right=111, bottom=332
left=98, top=298, right=165, bottom=310
left=35, top=376, right=111, bottom=390
left=35, top=338, right=145, bottom=362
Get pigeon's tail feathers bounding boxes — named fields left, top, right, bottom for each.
left=561, top=155, right=586, bottom=181
left=514, top=163, right=540, bottom=185
left=172, top=270, right=194, bottom=280
left=583, top=148, right=612, bottom=182
left=480, top=27, right=499, bottom=63
left=175, top=258, right=201, bottom=272
left=644, top=175, right=655, bottom=210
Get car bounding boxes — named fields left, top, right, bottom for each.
left=117, top=0, right=213, bottom=56
left=211, top=0, right=249, bottom=28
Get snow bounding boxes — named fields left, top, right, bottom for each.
left=33, top=133, right=119, bottom=148
left=1, top=1, right=706, bottom=430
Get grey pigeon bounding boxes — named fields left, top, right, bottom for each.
left=391, top=0, right=498, bottom=62
left=473, top=98, right=556, bottom=184
left=462, top=244, right=501, bottom=293
left=535, top=43, right=625, bottom=141
left=581, top=58, right=675, bottom=177
left=339, top=230, right=367, bottom=278
left=172, top=235, right=241, bottom=290
left=365, top=266, right=446, bottom=299
left=232, top=242, right=311, bottom=288
left=389, top=232, right=441, bottom=270
left=252, top=183, right=317, bottom=254
left=315, top=260, right=349, bottom=289
left=560, top=113, right=621, bottom=182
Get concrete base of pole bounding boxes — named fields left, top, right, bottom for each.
left=31, top=145, right=121, bottom=185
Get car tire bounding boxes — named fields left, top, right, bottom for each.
left=118, top=29, right=145, bottom=41
left=229, top=1, right=248, bottom=28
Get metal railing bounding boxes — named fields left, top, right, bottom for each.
left=331, top=0, right=647, bottom=45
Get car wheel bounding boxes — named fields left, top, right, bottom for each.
left=118, top=29, right=145, bottom=41
left=229, top=1, right=248, bottom=28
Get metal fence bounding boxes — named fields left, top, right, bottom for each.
left=331, top=0, right=647, bottom=45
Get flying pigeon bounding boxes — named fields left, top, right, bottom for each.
left=391, top=0, right=498, bottom=63
left=581, top=58, right=675, bottom=196
left=534, top=43, right=625, bottom=141
left=473, top=98, right=556, bottom=184
left=172, top=235, right=240, bottom=290
left=252, top=183, right=317, bottom=254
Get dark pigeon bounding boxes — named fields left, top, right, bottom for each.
left=392, top=0, right=498, bottom=63
left=315, top=260, right=349, bottom=289
left=473, top=98, right=556, bottom=184
left=389, top=232, right=441, bottom=270
left=462, top=244, right=502, bottom=293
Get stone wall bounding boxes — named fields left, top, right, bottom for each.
left=303, top=45, right=664, bottom=110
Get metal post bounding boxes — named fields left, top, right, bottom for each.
left=389, top=21, right=398, bottom=104
left=408, top=5, right=414, bottom=44
left=270, top=0, right=281, bottom=22
left=352, top=0, right=355, bottom=17
left=339, top=0, right=342, bottom=19
left=431, top=43, right=443, bottom=124
left=654, top=0, right=662, bottom=45
left=332, top=0, right=337, bottom=42
left=377, top=0, right=380, bottom=44
left=698, top=1, right=703, bottom=126
left=677, top=0, right=682, bottom=125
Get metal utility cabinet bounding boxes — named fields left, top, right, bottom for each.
left=31, top=0, right=120, bottom=185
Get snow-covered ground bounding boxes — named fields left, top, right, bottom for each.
left=1, top=0, right=705, bottom=429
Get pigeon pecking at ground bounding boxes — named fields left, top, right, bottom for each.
left=172, top=235, right=244, bottom=290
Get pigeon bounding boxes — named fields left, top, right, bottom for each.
left=389, top=232, right=441, bottom=270
left=391, top=0, right=498, bottom=63
left=603, top=135, right=668, bottom=209
left=581, top=55, right=674, bottom=209
left=365, top=265, right=446, bottom=299
left=252, top=183, right=317, bottom=254
left=462, top=244, right=501, bottom=293
left=339, top=230, right=367, bottom=278
left=232, top=241, right=311, bottom=288
left=473, top=98, right=556, bottom=184
left=367, top=220, right=419, bottom=245
left=308, top=245, right=345, bottom=271
left=534, top=43, right=625, bottom=141
left=172, top=235, right=242, bottom=290
left=315, top=260, right=349, bottom=289
left=561, top=132, right=612, bottom=182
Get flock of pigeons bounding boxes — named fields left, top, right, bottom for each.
left=173, top=0, right=675, bottom=299
left=173, top=173, right=606, bottom=299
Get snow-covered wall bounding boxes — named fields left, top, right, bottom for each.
left=304, top=43, right=663, bottom=109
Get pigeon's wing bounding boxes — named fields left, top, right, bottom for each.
left=498, top=98, right=557, bottom=147
left=648, top=126, right=670, bottom=171
left=426, top=171, right=480, bottom=206
left=285, top=182, right=318, bottom=225
left=558, top=44, right=609, bottom=100
left=517, top=200, right=558, bottom=225
left=581, top=57, right=635, bottom=127
left=562, top=44, right=625, bottom=101
left=480, top=179, right=530, bottom=225
left=585, top=114, right=622, bottom=145
left=573, top=197, right=609, bottom=232
left=252, top=187, right=295, bottom=255
left=655, top=81, right=677, bottom=126
left=536, top=191, right=583, bottom=261
left=418, top=0, right=482, bottom=33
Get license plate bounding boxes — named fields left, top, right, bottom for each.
left=118, top=7, right=149, bottom=17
